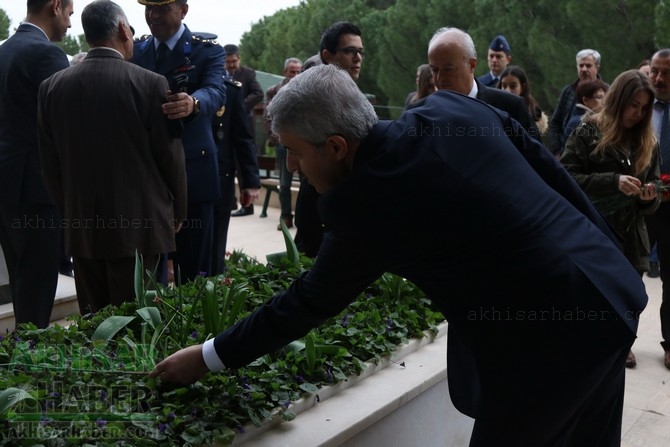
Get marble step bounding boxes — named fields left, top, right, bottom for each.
left=0, top=274, right=78, bottom=333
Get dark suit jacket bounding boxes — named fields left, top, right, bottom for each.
left=231, top=66, right=263, bottom=115
left=213, top=79, right=260, bottom=188
left=211, top=91, right=646, bottom=420
left=477, top=71, right=499, bottom=88
left=475, top=79, right=538, bottom=136
left=132, top=26, right=226, bottom=202
left=0, top=23, right=69, bottom=204
left=37, top=48, right=187, bottom=259
left=211, top=79, right=260, bottom=274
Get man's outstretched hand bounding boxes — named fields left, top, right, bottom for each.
left=149, top=344, right=210, bottom=385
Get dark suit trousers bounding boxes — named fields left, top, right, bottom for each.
left=73, top=254, right=161, bottom=313
left=212, top=174, right=235, bottom=275
left=469, top=348, right=628, bottom=447
left=645, top=202, right=670, bottom=351
left=294, top=176, right=323, bottom=258
left=174, top=201, right=214, bottom=282
left=0, top=203, right=59, bottom=328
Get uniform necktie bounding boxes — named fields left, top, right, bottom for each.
left=156, top=42, right=169, bottom=67
left=660, top=102, right=670, bottom=173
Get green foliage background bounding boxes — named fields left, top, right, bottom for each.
left=1, top=1, right=666, bottom=116
left=239, top=0, right=665, bottom=118
left=0, top=9, right=9, bottom=41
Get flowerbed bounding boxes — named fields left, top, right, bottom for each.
left=0, top=250, right=444, bottom=446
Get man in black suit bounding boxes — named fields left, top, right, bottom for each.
left=295, top=21, right=365, bottom=258
left=224, top=44, right=264, bottom=217
left=38, top=0, right=187, bottom=313
left=151, top=64, right=646, bottom=446
left=427, top=27, right=538, bottom=137
left=0, top=0, right=74, bottom=328
left=211, top=79, right=260, bottom=274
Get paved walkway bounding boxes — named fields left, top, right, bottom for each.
left=226, top=204, right=670, bottom=446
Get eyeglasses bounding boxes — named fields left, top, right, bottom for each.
left=336, top=47, right=365, bottom=57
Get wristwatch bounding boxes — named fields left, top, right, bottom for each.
left=191, top=96, right=200, bottom=115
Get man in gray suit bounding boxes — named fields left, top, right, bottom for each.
left=38, top=0, right=187, bottom=313
left=0, top=0, right=74, bottom=328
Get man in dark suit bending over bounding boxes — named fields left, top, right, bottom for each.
left=151, top=64, right=646, bottom=447
left=0, top=0, right=74, bottom=328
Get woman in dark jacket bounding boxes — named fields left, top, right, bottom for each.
left=561, top=69, right=660, bottom=368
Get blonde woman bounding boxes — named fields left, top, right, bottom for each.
left=561, top=69, right=660, bottom=368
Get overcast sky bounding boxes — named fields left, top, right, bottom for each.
left=1, top=0, right=303, bottom=46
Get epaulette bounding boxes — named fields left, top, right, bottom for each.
left=192, top=32, right=218, bottom=46
left=224, top=79, right=242, bottom=88
left=134, top=34, right=151, bottom=43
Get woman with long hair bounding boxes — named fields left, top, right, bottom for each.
left=405, top=64, right=436, bottom=109
left=561, top=69, right=660, bottom=368
left=498, top=65, right=547, bottom=134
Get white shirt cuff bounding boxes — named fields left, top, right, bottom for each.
left=202, top=338, right=225, bottom=372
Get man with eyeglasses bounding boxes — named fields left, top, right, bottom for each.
left=319, top=22, right=364, bottom=81
left=294, top=21, right=365, bottom=258
left=131, top=0, right=228, bottom=282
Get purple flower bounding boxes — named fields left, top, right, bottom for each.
left=158, top=422, right=168, bottom=434
left=386, top=318, right=393, bottom=332
left=96, top=418, right=106, bottom=430
left=295, top=375, right=305, bottom=384
left=341, top=314, right=350, bottom=328
left=237, top=425, right=246, bottom=434
left=198, top=271, right=206, bottom=277
left=190, top=331, right=198, bottom=339
left=49, top=391, right=59, bottom=398
left=167, top=411, right=175, bottom=422
left=100, top=390, right=108, bottom=401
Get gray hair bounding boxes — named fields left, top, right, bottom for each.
left=267, top=64, right=378, bottom=146
left=576, top=49, right=601, bottom=65
left=82, top=0, right=127, bottom=45
left=70, top=52, right=88, bottom=66
left=653, top=49, right=670, bottom=60
left=284, top=57, right=302, bottom=70
left=429, top=27, right=477, bottom=59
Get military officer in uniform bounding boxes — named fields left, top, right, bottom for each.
left=131, top=0, right=230, bottom=282
left=211, top=75, right=260, bottom=274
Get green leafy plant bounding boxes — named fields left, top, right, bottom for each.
left=0, top=243, right=444, bottom=446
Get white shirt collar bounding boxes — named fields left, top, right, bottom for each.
left=468, top=79, right=478, bottom=98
